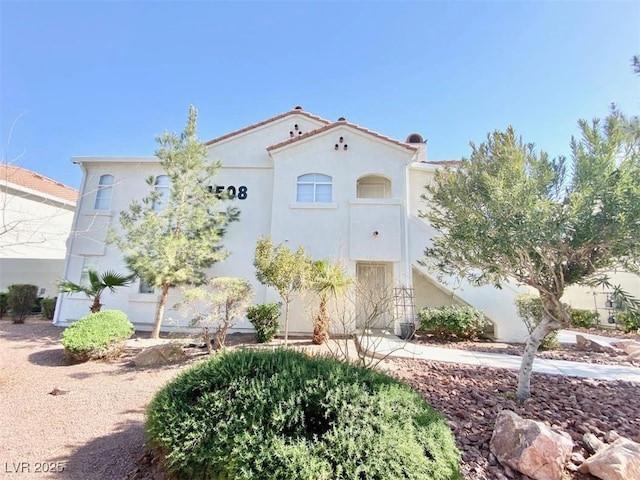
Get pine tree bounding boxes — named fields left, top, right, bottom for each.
left=112, top=105, right=239, bottom=338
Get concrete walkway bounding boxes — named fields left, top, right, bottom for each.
left=356, top=330, right=640, bottom=383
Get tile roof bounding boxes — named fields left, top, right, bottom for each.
left=204, top=108, right=331, bottom=146
left=1, top=164, right=78, bottom=203
left=266, top=119, right=419, bottom=152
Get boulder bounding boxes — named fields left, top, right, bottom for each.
left=133, top=343, right=186, bottom=367
left=610, top=339, right=640, bottom=355
left=578, top=437, right=640, bottom=480
left=575, top=335, right=615, bottom=353
left=490, top=410, right=573, bottom=480
left=583, top=432, right=606, bottom=455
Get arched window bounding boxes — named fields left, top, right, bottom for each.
left=357, top=175, right=391, bottom=199
left=152, top=175, right=170, bottom=211
left=296, top=173, right=332, bottom=203
left=93, top=174, right=114, bottom=210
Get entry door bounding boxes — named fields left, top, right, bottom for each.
left=356, top=263, right=391, bottom=329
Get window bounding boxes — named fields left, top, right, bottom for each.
left=94, top=174, right=114, bottom=210
left=357, top=175, right=391, bottom=199
left=138, top=279, right=155, bottom=294
left=80, top=258, right=100, bottom=288
left=153, top=175, right=170, bottom=211
left=296, top=173, right=332, bottom=203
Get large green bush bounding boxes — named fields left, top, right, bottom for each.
left=7, top=284, right=38, bottom=324
left=417, top=305, right=489, bottom=340
left=246, top=302, right=281, bottom=343
left=146, top=349, right=461, bottom=480
left=61, top=310, right=134, bottom=362
left=41, top=297, right=57, bottom=321
left=616, top=311, right=640, bottom=334
left=0, top=292, right=7, bottom=318
left=515, top=295, right=559, bottom=350
left=569, top=308, right=599, bottom=329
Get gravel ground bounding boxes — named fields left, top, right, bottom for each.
left=1, top=318, right=639, bottom=480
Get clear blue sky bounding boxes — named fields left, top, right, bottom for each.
left=1, top=1, right=638, bottom=189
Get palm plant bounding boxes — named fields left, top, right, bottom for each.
left=310, top=260, right=352, bottom=345
left=60, top=270, right=136, bottom=313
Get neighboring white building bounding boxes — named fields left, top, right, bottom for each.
left=0, top=165, right=78, bottom=296
left=54, top=107, right=530, bottom=341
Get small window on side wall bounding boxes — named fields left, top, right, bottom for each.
left=94, top=174, right=114, bottom=210
left=152, top=175, right=170, bottom=211
left=296, top=173, right=332, bottom=203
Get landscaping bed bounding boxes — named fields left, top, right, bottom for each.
left=1, top=318, right=638, bottom=480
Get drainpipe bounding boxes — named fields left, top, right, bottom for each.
left=402, top=156, right=415, bottom=327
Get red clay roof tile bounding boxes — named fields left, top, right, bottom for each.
left=266, top=120, right=418, bottom=152
left=204, top=109, right=331, bottom=146
left=1, top=164, right=78, bottom=203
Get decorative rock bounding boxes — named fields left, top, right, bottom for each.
left=490, top=410, right=573, bottom=480
left=133, top=343, right=186, bottom=367
left=49, top=387, right=70, bottom=396
left=611, top=339, right=640, bottom=355
left=583, top=432, right=606, bottom=454
left=605, top=430, right=621, bottom=443
left=578, top=437, right=640, bottom=480
left=575, top=335, right=615, bottom=353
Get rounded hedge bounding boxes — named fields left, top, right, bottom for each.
left=146, top=349, right=461, bottom=480
left=61, top=309, right=134, bottom=362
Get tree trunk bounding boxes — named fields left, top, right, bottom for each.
left=284, top=299, right=290, bottom=347
left=90, top=296, right=102, bottom=313
left=151, top=283, right=170, bottom=339
left=516, top=314, right=555, bottom=403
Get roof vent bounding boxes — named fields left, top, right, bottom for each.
left=294, top=105, right=303, bottom=110
left=406, top=133, right=424, bottom=143
left=337, top=117, right=346, bottom=122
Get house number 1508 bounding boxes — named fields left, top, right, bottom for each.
left=208, top=185, right=248, bottom=200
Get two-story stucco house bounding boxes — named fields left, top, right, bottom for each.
left=0, top=165, right=78, bottom=296
left=54, top=107, right=530, bottom=342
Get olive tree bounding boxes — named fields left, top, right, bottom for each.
left=253, top=236, right=313, bottom=346
left=421, top=108, right=640, bottom=402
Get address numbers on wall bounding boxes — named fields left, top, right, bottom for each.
left=208, top=185, right=248, bottom=200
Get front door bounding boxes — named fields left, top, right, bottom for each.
left=356, top=263, right=391, bottom=329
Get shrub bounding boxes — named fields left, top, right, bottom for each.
left=515, top=295, right=559, bottom=350
left=569, top=308, right=599, bottom=329
left=7, top=284, right=38, bottom=324
left=616, top=311, right=640, bottom=334
left=61, top=310, right=134, bottom=362
left=146, top=349, right=462, bottom=480
left=0, top=292, right=7, bottom=318
left=417, top=305, right=489, bottom=340
left=41, top=297, right=57, bottom=320
left=246, top=302, right=281, bottom=343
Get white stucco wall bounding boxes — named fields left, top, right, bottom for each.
left=0, top=184, right=75, bottom=294
left=54, top=111, right=539, bottom=342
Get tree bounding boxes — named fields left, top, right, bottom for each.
left=111, top=105, right=239, bottom=338
left=174, top=277, right=254, bottom=353
left=59, top=269, right=135, bottom=313
left=632, top=54, right=640, bottom=75
left=421, top=108, right=640, bottom=402
left=253, top=236, right=313, bottom=346
left=309, top=259, right=352, bottom=344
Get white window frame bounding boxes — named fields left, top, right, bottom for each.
left=94, top=174, right=114, bottom=210
left=152, top=175, right=170, bottom=211
left=296, top=173, right=332, bottom=203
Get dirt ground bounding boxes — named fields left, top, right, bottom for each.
left=1, top=318, right=638, bottom=480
